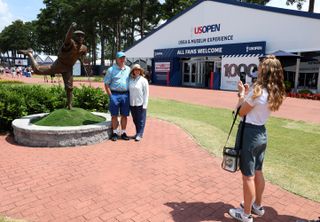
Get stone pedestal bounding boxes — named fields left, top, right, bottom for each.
left=12, top=112, right=112, bottom=147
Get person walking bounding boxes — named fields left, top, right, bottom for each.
left=129, top=64, right=149, bottom=141
left=104, top=51, right=130, bottom=141
left=19, top=22, right=87, bottom=109
left=228, top=55, right=286, bottom=222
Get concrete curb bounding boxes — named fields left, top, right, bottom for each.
left=12, top=112, right=112, bottom=147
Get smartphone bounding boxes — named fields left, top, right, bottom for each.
left=240, top=72, right=246, bottom=84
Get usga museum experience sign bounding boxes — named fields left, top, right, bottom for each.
left=178, top=23, right=233, bottom=46
left=154, top=41, right=266, bottom=58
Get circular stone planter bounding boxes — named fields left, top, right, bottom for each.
left=12, top=112, right=112, bottom=147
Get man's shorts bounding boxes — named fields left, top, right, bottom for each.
left=235, top=122, right=267, bottom=177
left=109, top=91, right=130, bottom=116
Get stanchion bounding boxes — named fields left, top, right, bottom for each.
left=210, top=71, right=214, bottom=89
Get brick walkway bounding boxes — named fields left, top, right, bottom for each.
left=0, top=75, right=319, bottom=222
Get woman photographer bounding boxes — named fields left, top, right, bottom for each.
left=229, top=55, right=286, bottom=222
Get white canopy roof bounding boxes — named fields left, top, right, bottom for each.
left=125, top=0, right=320, bottom=58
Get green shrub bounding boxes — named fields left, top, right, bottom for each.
left=47, top=85, right=67, bottom=109
left=93, top=76, right=104, bottom=82
left=73, top=84, right=109, bottom=112
left=0, top=84, right=109, bottom=131
left=298, top=89, right=313, bottom=94
left=0, top=85, right=28, bottom=131
left=284, top=80, right=292, bottom=92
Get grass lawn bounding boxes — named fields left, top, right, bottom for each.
left=0, top=79, right=24, bottom=84
left=148, top=98, right=320, bottom=202
left=31, top=74, right=104, bottom=82
left=32, top=107, right=105, bottom=126
left=0, top=216, right=25, bottom=222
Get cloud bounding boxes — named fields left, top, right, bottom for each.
left=0, top=0, right=14, bottom=31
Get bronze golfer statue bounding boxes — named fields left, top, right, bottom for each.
left=19, top=22, right=87, bottom=110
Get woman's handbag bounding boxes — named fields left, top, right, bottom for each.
left=221, top=107, right=246, bottom=173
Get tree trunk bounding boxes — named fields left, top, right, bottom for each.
left=116, top=19, right=121, bottom=51
left=99, top=22, right=106, bottom=68
left=101, top=36, right=105, bottom=67
left=91, top=37, right=97, bottom=66
left=140, top=0, right=145, bottom=38
left=131, top=17, right=135, bottom=45
left=6, top=51, right=11, bottom=66
left=91, top=46, right=94, bottom=66
left=111, top=38, right=115, bottom=65
left=308, top=0, right=315, bottom=12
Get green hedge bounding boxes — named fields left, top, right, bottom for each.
left=0, top=84, right=109, bottom=131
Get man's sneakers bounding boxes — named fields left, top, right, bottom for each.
left=111, top=133, right=118, bottom=141
left=121, top=133, right=130, bottom=140
left=111, top=132, right=130, bottom=141
left=229, top=208, right=253, bottom=222
left=240, top=201, right=265, bottom=216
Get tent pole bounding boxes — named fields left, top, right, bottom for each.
left=294, top=52, right=301, bottom=92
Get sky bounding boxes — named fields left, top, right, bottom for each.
left=0, top=0, right=319, bottom=32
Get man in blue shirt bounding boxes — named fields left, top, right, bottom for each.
left=104, top=51, right=131, bottom=141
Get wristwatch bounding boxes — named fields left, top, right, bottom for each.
left=237, top=92, right=245, bottom=98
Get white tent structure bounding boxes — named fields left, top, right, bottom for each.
left=34, top=55, right=47, bottom=64
left=34, top=55, right=81, bottom=76
left=125, top=0, right=320, bottom=92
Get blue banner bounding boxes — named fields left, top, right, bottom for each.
left=154, top=41, right=265, bottom=58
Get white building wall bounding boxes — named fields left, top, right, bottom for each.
left=125, top=1, right=320, bottom=58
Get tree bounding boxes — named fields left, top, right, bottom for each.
left=0, top=20, right=35, bottom=65
left=1, top=0, right=165, bottom=71
left=286, top=0, right=315, bottom=12
left=35, top=0, right=76, bottom=54
left=161, top=0, right=197, bottom=20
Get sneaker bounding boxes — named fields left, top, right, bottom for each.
left=229, top=208, right=253, bottom=222
left=111, top=133, right=118, bottom=141
left=121, top=133, right=130, bottom=140
left=240, top=201, right=265, bottom=216
left=135, top=135, right=142, bottom=141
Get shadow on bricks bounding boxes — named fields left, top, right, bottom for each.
left=261, top=207, right=317, bottom=222
left=5, top=135, right=16, bottom=145
left=165, top=201, right=235, bottom=222
left=165, top=202, right=311, bottom=222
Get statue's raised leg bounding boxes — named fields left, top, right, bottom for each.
left=18, top=49, right=52, bottom=75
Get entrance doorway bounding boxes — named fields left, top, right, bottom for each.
left=182, top=59, right=219, bottom=88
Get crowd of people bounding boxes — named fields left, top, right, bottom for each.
left=0, top=66, right=33, bottom=78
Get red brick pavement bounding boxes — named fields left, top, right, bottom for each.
left=1, top=118, right=319, bottom=222
left=0, top=75, right=319, bottom=222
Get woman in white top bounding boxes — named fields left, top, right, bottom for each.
left=129, top=64, right=149, bottom=141
left=229, top=55, right=286, bottom=222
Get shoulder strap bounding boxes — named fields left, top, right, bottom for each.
left=224, top=106, right=246, bottom=148
left=238, top=115, right=246, bottom=150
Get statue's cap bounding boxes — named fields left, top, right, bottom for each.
left=74, top=30, right=85, bottom=36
